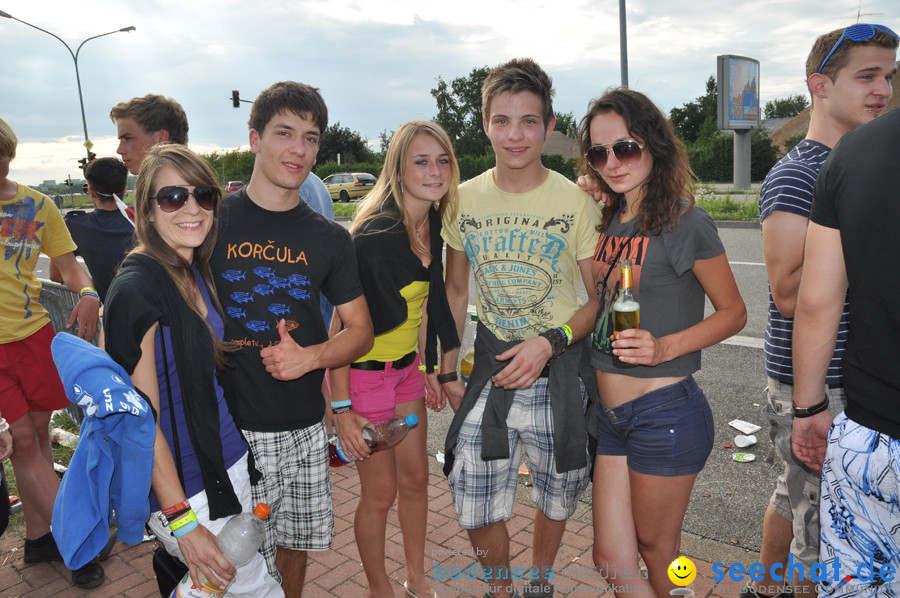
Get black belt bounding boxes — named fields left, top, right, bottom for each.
left=351, top=351, right=417, bottom=371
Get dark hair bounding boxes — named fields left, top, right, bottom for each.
left=132, top=144, right=229, bottom=364
left=482, top=58, right=555, bottom=126
left=578, top=88, right=696, bottom=235
left=806, top=26, right=899, bottom=84
left=84, top=157, right=128, bottom=202
left=109, top=94, right=189, bottom=145
left=351, top=120, right=460, bottom=260
left=249, top=81, right=328, bottom=135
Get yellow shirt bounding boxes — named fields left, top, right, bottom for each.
left=356, top=280, right=428, bottom=361
left=1, top=184, right=76, bottom=342
left=442, top=169, right=600, bottom=342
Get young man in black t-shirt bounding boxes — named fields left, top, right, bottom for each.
left=50, top=157, right=133, bottom=301
left=209, top=81, right=372, bottom=597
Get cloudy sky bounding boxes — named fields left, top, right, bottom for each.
left=2, top=0, right=894, bottom=184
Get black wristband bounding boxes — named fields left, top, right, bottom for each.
left=437, top=372, right=458, bottom=384
left=539, top=328, right=566, bottom=359
left=792, top=395, right=829, bottom=418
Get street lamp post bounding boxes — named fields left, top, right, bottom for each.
left=0, top=11, right=135, bottom=161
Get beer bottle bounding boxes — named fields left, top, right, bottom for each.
left=612, top=258, right=640, bottom=368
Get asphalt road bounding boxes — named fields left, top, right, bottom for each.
left=35, top=220, right=775, bottom=557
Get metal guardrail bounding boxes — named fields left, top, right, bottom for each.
left=38, top=278, right=95, bottom=425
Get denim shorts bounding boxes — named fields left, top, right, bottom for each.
left=595, top=376, right=714, bottom=476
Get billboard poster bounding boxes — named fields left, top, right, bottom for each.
left=717, top=55, right=760, bottom=130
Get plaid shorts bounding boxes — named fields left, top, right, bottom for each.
left=764, top=377, right=847, bottom=568
left=242, top=423, right=333, bottom=582
left=448, top=378, right=590, bottom=529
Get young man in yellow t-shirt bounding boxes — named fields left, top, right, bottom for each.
left=0, top=116, right=103, bottom=588
left=440, top=59, right=600, bottom=598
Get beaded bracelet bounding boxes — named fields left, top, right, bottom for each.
left=0, top=418, right=8, bottom=434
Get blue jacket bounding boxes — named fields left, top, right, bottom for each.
left=50, top=333, right=155, bottom=570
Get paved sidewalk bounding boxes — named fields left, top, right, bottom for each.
left=0, top=465, right=752, bottom=597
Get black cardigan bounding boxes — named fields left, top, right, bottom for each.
left=104, top=253, right=242, bottom=520
left=353, top=205, right=460, bottom=371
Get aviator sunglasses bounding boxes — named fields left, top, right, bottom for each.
left=152, top=185, right=218, bottom=212
left=586, top=140, right=645, bottom=171
left=818, top=24, right=899, bottom=74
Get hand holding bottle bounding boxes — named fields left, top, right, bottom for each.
left=174, top=524, right=235, bottom=592
left=333, top=410, right=373, bottom=460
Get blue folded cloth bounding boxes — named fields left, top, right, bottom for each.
left=50, top=333, right=155, bottom=570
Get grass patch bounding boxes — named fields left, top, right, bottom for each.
left=696, top=191, right=759, bottom=222
left=333, top=201, right=360, bottom=219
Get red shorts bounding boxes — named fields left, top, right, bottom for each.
left=0, top=323, right=69, bottom=423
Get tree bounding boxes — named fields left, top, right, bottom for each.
left=431, top=66, right=492, bottom=156
left=554, top=111, right=577, bottom=137
left=764, top=95, right=809, bottom=119
left=669, top=76, right=717, bottom=145
left=318, top=122, right=372, bottom=164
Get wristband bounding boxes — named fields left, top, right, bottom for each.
left=539, top=328, right=566, bottom=359
left=560, top=325, right=573, bottom=346
left=0, top=418, right=7, bottom=434
left=168, top=509, right=198, bottom=532
left=171, top=520, right=199, bottom=538
left=162, top=499, right=191, bottom=516
left=332, top=405, right=352, bottom=415
left=437, top=372, right=458, bottom=384
left=331, top=400, right=352, bottom=409
left=792, top=395, right=829, bottom=418
left=79, top=287, right=100, bottom=299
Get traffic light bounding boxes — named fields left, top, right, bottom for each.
left=232, top=90, right=240, bottom=108
left=89, top=152, right=96, bottom=161
left=78, top=157, right=88, bottom=169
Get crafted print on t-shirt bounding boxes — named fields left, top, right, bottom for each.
left=591, top=230, right=648, bottom=356
left=459, top=210, right=576, bottom=339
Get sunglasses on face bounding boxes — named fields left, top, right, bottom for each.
left=152, top=185, right=218, bottom=212
left=818, top=24, right=899, bottom=74
left=586, top=140, right=645, bottom=171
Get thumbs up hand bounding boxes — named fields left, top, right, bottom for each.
left=260, top=319, right=315, bottom=381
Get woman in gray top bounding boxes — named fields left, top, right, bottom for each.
left=580, top=89, right=746, bottom=598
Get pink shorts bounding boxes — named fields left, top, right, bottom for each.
left=349, top=354, right=425, bottom=425
left=0, top=324, right=69, bottom=423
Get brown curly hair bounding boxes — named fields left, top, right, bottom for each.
left=578, top=88, right=696, bottom=235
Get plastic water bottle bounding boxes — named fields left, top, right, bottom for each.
left=50, top=428, right=79, bottom=448
left=329, top=414, right=419, bottom=467
left=170, top=503, right=270, bottom=597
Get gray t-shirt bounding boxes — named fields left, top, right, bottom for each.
left=590, top=201, right=725, bottom=378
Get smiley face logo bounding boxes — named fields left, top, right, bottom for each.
left=668, top=556, right=697, bottom=586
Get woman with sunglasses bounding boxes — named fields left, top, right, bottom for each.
left=579, top=89, right=745, bottom=597
left=328, top=121, right=460, bottom=598
left=103, top=145, right=283, bottom=597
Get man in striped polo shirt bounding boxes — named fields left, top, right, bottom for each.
left=748, top=25, right=898, bottom=598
